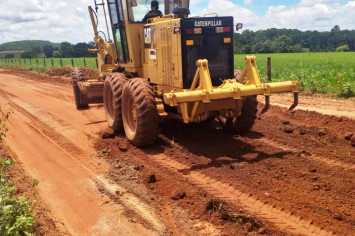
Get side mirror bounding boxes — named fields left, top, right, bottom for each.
left=236, top=23, right=243, bottom=31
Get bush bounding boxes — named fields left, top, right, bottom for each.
left=4, top=54, right=14, bottom=59
left=0, top=158, right=35, bottom=236
left=0, top=107, right=12, bottom=141
left=336, top=45, right=349, bottom=52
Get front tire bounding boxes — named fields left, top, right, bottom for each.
left=103, top=73, right=127, bottom=131
left=72, top=68, right=88, bottom=109
left=121, top=78, right=158, bottom=147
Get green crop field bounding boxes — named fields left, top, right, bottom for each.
left=235, top=52, right=355, bottom=97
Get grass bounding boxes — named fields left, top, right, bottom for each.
left=235, top=52, right=355, bottom=97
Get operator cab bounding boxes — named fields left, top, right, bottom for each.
left=106, top=0, right=190, bottom=63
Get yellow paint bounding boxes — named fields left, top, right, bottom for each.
left=87, top=0, right=299, bottom=124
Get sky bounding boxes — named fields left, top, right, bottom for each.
left=0, top=0, right=355, bottom=44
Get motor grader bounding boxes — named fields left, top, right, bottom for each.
left=72, top=0, right=299, bottom=146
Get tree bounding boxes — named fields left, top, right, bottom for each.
left=20, top=46, right=41, bottom=58
left=59, top=42, right=74, bottom=57
left=4, top=54, right=14, bottom=58
left=43, top=45, right=54, bottom=58
left=336, top=45, right=349, bottom=52
left=331, top=25, right=340, bottom=33
left=73, top=42, right=96, bottom=57
left=31, top=46, right=41, bottom=57
left=21, top=51, right=35, bottom=58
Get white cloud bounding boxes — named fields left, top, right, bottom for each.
left=345, top=1, right=355, bottom=7
left=0, top=0, right=104, bottom=44
left=244, top=0, right=252, bottom=6
left=192, top=0, right=259, bottom=28
left=191, top=0, right=355, bottom=31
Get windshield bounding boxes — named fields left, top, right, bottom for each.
left=127, top=0, right=189, bottom=23
left=127, top=0, right=164, bottom=22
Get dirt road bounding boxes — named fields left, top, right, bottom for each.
left=0, top=70, right=354, bottom=235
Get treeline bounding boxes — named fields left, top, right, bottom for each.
left=45, top=42, right=96, bottom=58
left=0, top=40, right=58, bottom=51
left=3, top=42, right=97, bottom=59
left=234, top=25, right=355, bottom=54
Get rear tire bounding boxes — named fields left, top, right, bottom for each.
left=122, top=78, right=158, bottom=147
left=72, top=68, right=88, bottom=109
left=219, top=96, right=258, bottom=134
left=103, top=73, right=127, bottom=131
left=233, top=96, right=258, bottom=133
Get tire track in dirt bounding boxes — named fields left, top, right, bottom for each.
left=7, top=102, right=166, bottom=235
left=20, top=112, right=166, bottom=234
left=148, top=153, right=335, bottom=236
left=242, top=136, right=355, bottom=171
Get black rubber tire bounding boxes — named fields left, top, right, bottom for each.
left=103, top=73, right=127, bottom=131
left=219, top=96, right=258, bottom=134
left=72, top=68, right=88, bottom=109
left=121, top=78, right=158, bottom=147
left=233, top=96, right=258, bottom=133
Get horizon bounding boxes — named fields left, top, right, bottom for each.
left=1, top=0, right=354, bottom=44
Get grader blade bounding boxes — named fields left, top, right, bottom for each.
left=163, top=57, right=300, bottom=123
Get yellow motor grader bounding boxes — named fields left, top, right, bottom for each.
left=72, top=0, right=299, bottom=146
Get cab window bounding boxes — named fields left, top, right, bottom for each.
left=127, top=0, right=165, bottom=22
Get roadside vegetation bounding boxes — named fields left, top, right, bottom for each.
left=235, top=52, right=355, bottom=98
left=0, top=108, right=36, bottom=236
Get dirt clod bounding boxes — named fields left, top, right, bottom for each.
left=333, top=213, right=343, bottom=221
left=351, top=135, right=355, bottom=147
left=299, top=128, right=307, bottom=135
left=243, top=222, right=253, bottom=232
left=282, top=120, right=291, bottom=125
left=134, top=165, right=144, bottom=171
left=344, top=132, right=353, bottom=140
left=313, top=185, right=320, bottom=190
left=102, top=132, right=115, bottom=139
left=171, top=190, right=186, bottom=200
left=257, top=227, right=267, bottom=234
left=283, top=126, right=294, bottom=133
left=118, top=143, right=129, bottom=152
left=147, top=174, right=157, bottom=183
left=318, top=129, right=327, bottom=136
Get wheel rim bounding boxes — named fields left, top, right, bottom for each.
left=125, top=95, right=137, bottom=134
left=107, top=87, right=115, bottom=119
